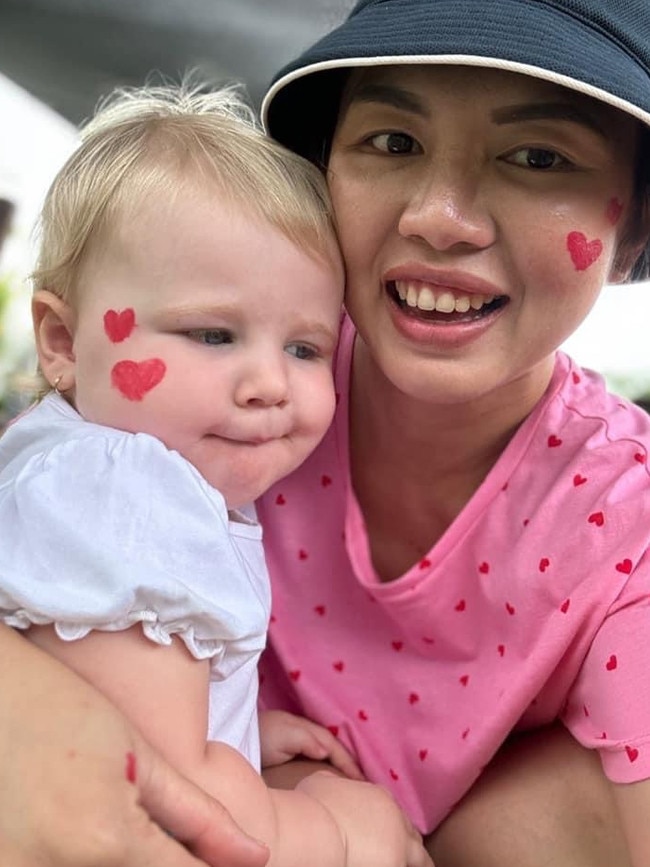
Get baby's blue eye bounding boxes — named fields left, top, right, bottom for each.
left=286, top=343, right=317, bottom=360
left=188, top=329, right=233, bottom=345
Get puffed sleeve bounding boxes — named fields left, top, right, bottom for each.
left=0, top=431, right=269, bottom=677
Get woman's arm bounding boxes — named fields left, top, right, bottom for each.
left=0, top=623, right=269, bottom=867
left=613, top=778, right=650, bottom=865
left=27, top=623, right=432, bottom=867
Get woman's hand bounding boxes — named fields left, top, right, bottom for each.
left=0, top=625, right=269, bottom=867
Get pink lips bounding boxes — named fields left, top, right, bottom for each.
left=383, top=264, right=507, bottom=349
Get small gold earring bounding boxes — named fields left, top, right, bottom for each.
left=53, top=375, right=63, bottom=394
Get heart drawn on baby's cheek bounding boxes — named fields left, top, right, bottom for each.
left=566, top=231, right=603, bottom=271
left=104, top=308, right=136, bottom=343
left=111, top=358, right=166, bottom=401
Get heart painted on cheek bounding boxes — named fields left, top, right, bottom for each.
left=104, top=308, right=136, bottom=343
left=566, top=231, right=603, bottom=271
left=111, top=358, right=166, bottom=401
left=606, top=197, right=624, bottom=226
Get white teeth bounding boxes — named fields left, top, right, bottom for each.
left=394, top=281, right=499, bottom=314
left=435, top=292, right=456, bottom=313
left=417, top=288, right=436, bottom=310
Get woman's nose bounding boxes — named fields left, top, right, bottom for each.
left=398, top=160, right=496, bottom=252
left=235, top=356, right=289, bottom=408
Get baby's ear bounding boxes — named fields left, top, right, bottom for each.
left=32, top=290, right=77, bottom=391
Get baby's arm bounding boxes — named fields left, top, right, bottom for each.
left=612, top=780, right=650, bottom=865
left=28, top=625, right=432, bottom=867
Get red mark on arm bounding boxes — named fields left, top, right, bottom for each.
left=125, top=751, right=137, bottom=783
left=567, top=231, right=603, bottom=271
left=605, top=197, right=624, bottom=226
left=111, top=358, right=166, bottom=401
left=104, top=308, right=136, bottom=343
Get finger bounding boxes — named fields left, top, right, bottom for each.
left=405, top=838, right=435, bottom=867
left=139, top=740, right=270, bottom=867
left=309, top=730, right=364, bottom=780
left=404, top=825, right=434, bottom=867
left=277, top=724, right=333, bottom=763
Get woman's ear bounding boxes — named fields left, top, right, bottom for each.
left=32, top=290, right=77, bottom=391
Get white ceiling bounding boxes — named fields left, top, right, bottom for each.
left=0, top=0, right=355, bottom=122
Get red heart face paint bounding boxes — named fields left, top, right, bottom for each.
left=111, top=358, right=166, bottom=401
left=125, top=751, right=137, bottom=783
left=566, top=231, right=603, bottom=271
left=605, top=197, right=624, bottom=226
left=104, top=308, right=136, bottom=343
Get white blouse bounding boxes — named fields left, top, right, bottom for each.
left=0, top=394, right=270, bottom=766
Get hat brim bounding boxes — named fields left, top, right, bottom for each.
left=263, top=0, right=650, bottom=151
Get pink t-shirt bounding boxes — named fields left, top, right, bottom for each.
left=257, top=315, right=650, bottom=833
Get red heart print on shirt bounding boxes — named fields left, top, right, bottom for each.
left=606, top=655, right=618, bottom=671
left=566, top=231, right=603, bottom=271
left=111, top=358, right=166, bottom=401
left=104, top=308, right=136, bottom=343
left=616, top=559, right=633, bottom=574
left=588, top=511, right=605, bottom=527
left=547, top=435, right=562, bottom=448
left=626, top=745, right=639, bottom=763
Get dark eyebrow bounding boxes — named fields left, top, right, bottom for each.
left=491, top=101, right=607, bottom=137
left=346, top=83, right=429, bottom=117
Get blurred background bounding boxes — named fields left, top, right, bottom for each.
left=0, top=0, right=648, bottom=424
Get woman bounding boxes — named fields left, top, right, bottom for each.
left=2, top=0, right=650, bottom=864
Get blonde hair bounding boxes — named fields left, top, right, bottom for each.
left=32, top=80, right=337, bottom=304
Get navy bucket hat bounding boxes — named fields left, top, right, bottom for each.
left=263, top=0, right=650, bottom=155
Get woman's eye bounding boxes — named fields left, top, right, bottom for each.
left=286, top=343, right=317, bottom=360
left=369, top=132, right=419, bottom=155
left=187, top=329, right=233, bottom=345
left=508, top=147, right=569, bottom=170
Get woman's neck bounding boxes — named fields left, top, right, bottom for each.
left=348, top=339, right=555, bottom=581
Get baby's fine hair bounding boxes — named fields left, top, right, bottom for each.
left=32, top=80, right=337, bottom=303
